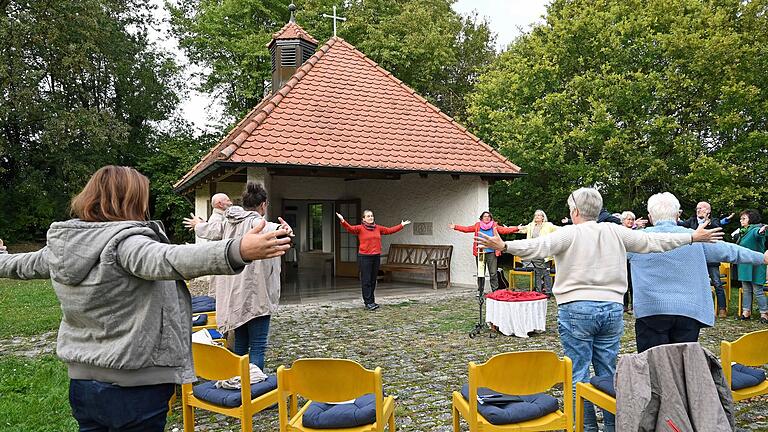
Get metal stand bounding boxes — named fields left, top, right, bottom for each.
left=469, top=253, right=498, bottom=339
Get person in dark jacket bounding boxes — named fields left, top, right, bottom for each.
left=678, top=201, right=734, bottom=318
left=0, top=166, right=291, bottom=432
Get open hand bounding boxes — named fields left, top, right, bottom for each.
left=691, top=220, right=723, bottom=243
left=240, top=219, right=292, bottom=260
left=277, top=217, right=295, bottom=237
left=335, top=212, right=344, bottom=221
left=635, top=217, right=649, bottom=228
left=401, top=220, right=411, bottom=226
left=448, top=223, right=455, bottom=229
left=476, top=230, right=506, bottom=252
left=183, top=213, right=205, bottom=230
left=760, top=225, right=767, bottom=235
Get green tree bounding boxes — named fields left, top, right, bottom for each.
left=468, top=0, right=768, bottom=226
left=169, top=0, right=496, bottom=121
left=139, top=121, right=218, bottom=242
left=0, top=0, right=179, bottom=241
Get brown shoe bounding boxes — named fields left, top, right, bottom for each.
left=718, top=309, right=727, bottom=318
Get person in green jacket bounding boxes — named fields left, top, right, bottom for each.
left=735, top=209, right=768, bottom=323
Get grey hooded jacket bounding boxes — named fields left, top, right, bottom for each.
left=0, top=219, right=246, bottom=386
left=616, top=342, right=734, bottom=431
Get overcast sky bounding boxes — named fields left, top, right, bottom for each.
left=153, top=0, right=550, bottom=132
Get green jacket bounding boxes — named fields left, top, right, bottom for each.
left=736, top=225, right=766, bottom=284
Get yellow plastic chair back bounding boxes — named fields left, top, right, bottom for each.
left=452, top=350, right=573, bottom=432
left=508, top=256, right=534, bottom=290
left=277, top=358, right=396, bottom=432
left=181, top=342, right=277, bottom=432
left=721, top=329, right=768, bottom=402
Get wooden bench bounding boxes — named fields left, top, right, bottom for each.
left=380, top=244, right=452, bottom=290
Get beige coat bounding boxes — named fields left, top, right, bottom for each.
left=205, top=206, right=281, bottom=333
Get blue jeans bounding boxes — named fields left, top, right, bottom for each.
left=69, top=379, right=174, bottom=432
left=708, top=264, right=726, bottom=311
left=741, top=281, right=768, bottom=314
left=558, top=301, right=623, bottom=432
left=233, top=315, right=271, bottom=369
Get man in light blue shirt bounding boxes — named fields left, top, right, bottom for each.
left=628, top=192, right=768, bottom=352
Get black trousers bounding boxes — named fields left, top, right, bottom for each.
left=635, top=315, right=702, bottom=353
left=358, top=254, right=380, bottom=305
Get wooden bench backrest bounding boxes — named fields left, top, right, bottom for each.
left=386, top=244, right=452, bottom=265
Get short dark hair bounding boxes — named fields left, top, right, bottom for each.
left=242, top=182, right=267, bottom=209
left=740, top=209, right=761, bottom=225
left=479, top=211, right=493, bottom=220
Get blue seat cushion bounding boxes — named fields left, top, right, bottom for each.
left=732, top=364, right=767, bottom=390
left=192, top=314, right=208, bottom=326
left=191, top=295, right=216, bottom=313
left=302, top=393, right=377, bottom=429
left=589, top=375, right=616, bottom=397
left=207, top=329, right=223, bottom=339
left=192, top=375, right=277, bottom=407
left=460, top=384, right=559, bottom=425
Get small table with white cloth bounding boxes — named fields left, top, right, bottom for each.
left=485, top=290, right=548, bottom=338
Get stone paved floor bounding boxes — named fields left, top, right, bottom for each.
left=164, top=286, right=768, bottom=432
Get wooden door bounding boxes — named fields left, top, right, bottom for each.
left=335, top=199, right=360, bottom=277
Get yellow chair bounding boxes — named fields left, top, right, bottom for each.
left=182, top=342, right=277, bottom=432
left=277, top=358, right=396, bottom=432
left=192, top=311, right=218, bottom=333
left=574, top=383, right=615, bottom=432
left=508, top=256, right=534, bottom=290
left=721, top=329, right=768, bottom=402
left=452, top=351, right=573, bottom=432
left=712, top=262, right=731, bottom=314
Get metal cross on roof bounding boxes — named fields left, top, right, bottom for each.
left=322, top=6, right=346, bottom=37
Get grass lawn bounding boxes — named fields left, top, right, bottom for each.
left=0, top=279, right=61, bottom=339
left=0, top=355, right=76, bottom=432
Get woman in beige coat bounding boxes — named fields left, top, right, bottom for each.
left=198, top=182, right=292, bottom=369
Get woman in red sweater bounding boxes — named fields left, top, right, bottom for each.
left=336, top=209, right=411, bottom=310
left=449, top=211, right=520, bottom=291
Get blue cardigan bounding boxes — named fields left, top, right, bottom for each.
left=628, top=221, right=764, bottom=326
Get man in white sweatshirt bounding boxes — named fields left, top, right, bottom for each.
left=478, top=187, right=723, bottom=432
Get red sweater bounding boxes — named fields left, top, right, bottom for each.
left=453, top=221, right=519, bottom=256
left=340, top=220, right=404, bottom=255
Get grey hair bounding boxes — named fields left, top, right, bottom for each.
left=620, top=211, right=636, bottom=221
left=211, top=193, right=229, bottom=207
left=647, top=192, right=680, bottom=222
left=567, top=188, right=602, bottom=221
left=533, top=209, right=548, bottom=223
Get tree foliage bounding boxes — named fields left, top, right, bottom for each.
left=468, top=0, right=768, bottom=226
left=0, top=0, right=179, bottom=241
left=169, top=0, right=496, bottom=120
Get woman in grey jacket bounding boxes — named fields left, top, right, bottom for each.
left=192, top=182, right=292, bottom=370
left=0, top=166, right=291, bottom=432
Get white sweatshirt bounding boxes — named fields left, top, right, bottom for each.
left=503, top=221, right=692, bottom=305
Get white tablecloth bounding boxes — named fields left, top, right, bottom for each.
left=486, top=298, right=547, bottom=338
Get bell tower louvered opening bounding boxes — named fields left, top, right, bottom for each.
left=268, top=4, right=318, bottom=94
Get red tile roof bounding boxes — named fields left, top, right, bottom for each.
left=270, top=21, right=318, bottom=45
left=175, top=36, right=521, bottom=191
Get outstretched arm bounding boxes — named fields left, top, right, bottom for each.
left=450, top=223, right=475, bottom=233
left=0, top=240, right=51, bottom=280
left=381, top=223, right=405, bottom=235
